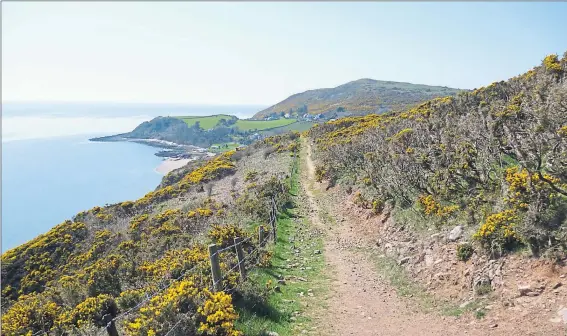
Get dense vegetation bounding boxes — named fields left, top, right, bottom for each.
left=253, top=78, right=462, bottom=119
left=1, top=133, right=301, bottom=335
left=308, top=53, right=567, bottom=259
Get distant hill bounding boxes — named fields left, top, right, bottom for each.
left=253, top=78, right=463, bottom=119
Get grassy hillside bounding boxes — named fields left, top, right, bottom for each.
left=177, top=115, right=298, bottom=132
left=1, top=133, right=301, bottom=336
left=259, top=121, right=316, bottom=137
left=307, top=53, right=567, bottom=260
left=178, top=114, right=236, bottom=130
left=234, top=118, right=297, bottom=131
left=253, top=78, right=462, bottom=119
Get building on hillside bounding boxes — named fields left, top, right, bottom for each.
left=249, top=133, right=261, bottom=141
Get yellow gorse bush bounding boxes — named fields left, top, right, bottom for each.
left=125, top=280, right=199, bottom=335
left=543, top=54, right=562, bottom=72
left=473, top=209, right=520, bottom=247
left=505, top=166, right=560, bottom=209
left=1, top=293, right=62, bottom=335
left=197, top=289, right=242, bottom=336
left=135, top=151, right=236, bottom=207
left=208, top=224, right=248, bottom=248
left=418, top=195, right=458, bottom=217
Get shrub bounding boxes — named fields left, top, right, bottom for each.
left=58, top=294, right=118, bottom=329
left=197, top=289, right=242, bottom=336
left=244, top=170, right=258, bottom=182
left=456, top=243, right=474, bottom=261
left=473, top=210, right=521, bottom=253
left=315, top=166, right=326, bottom=182
left=263, top=147, right=276, bottom=159
left=543, top=54, right=562, bottom=72
left=208, top=224, right=247, bottom=248
left=418, top=195, right=458, bottom=218
left=1, top=293, right=62, bottom=335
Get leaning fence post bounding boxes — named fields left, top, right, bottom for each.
left=208, top=244, right=222, bottom=291
left=259, top=226, right=266, bottom=247
left=103, top=313, right=119, bottom=336
left=270, top=209, right=277, bottom=244
left=234, top=237, right=246, bottom=281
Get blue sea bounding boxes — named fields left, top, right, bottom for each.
left=1, top=103, right=264, bottom=252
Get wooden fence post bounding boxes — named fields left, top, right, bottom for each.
left=103, top=313, right=119, bottom=336
left=270, top=209, right=277, bottom=244
left=234, top=237, right=246, bottom=281
left=259, top=226, right=266, bottom=247
left=208, top=244, right=222, bottom=291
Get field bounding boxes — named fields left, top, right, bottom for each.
left=177, top=114, right=234, bottom=130
left=176, top=115, right=298, bottom=132
left=259, top=121, right=316, bottom=136
left=234, top=118, right=297, bottom=131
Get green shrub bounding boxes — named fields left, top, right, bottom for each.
left=456, top=243, right=474, bottom=261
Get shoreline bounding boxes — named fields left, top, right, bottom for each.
left=155, top=157, right=193, bottom=175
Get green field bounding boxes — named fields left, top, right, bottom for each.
left=234, top=118, right=297, bottom=131
left=177, top=114, right=234, bottom=130
left=177, top=115, right=298, bottom=132
left=259, top=121, right=316, bottom=136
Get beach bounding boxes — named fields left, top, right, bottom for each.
left=155, top=158, right=192, bottom=175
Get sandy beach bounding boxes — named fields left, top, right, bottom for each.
left=155, top=158, right=192, bottom=175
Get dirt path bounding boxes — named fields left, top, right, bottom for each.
left=300, top=139, right=494, bottom=336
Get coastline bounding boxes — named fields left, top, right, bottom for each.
left=155, top=157, right=192, bottom=175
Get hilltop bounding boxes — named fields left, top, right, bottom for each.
left=304, top=53, right=567, bottom=332
left=253, top=78, right=463, bottom=119
left=90, top=114, right=312, bottom=155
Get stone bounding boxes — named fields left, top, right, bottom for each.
left=552, top=282, right=562, bottom=289
left=266, top=332, right=279, bottom=336
left=398, top=257, right=411, bottom=265
left=314, top=250, right=321, bottom=254
left=448, top=225, right=464, bottom=241
left=518, top=284, right=532, bottom=296
left=550, top=307, right=567, bottom=324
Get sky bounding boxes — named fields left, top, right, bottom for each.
left=2, top=2, right=567, bottom=105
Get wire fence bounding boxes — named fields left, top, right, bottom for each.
left=95, top=195, right=282, bottom=336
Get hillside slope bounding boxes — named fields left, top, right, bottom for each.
left=1, top=133, right=301, bottom=335
left=253, top=78, right=462, bottom=119
left=307, top=53, right=567, bottom=275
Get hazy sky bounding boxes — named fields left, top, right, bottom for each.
left=3, top=2, right=566, bottom=105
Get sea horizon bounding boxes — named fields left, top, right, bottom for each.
left=1, top=102, right=265, bottom=252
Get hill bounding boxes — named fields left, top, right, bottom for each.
left=178, top=114, right=238, bottom=130
left=1, top=132, right=302, bottom=335
left=91, top=116, right=310, bottom=152
left=253, top=78, right=463, bottom=119
left=307, top=52, right=567, bottom=272
left=90, top=116, right=237, bottom=148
